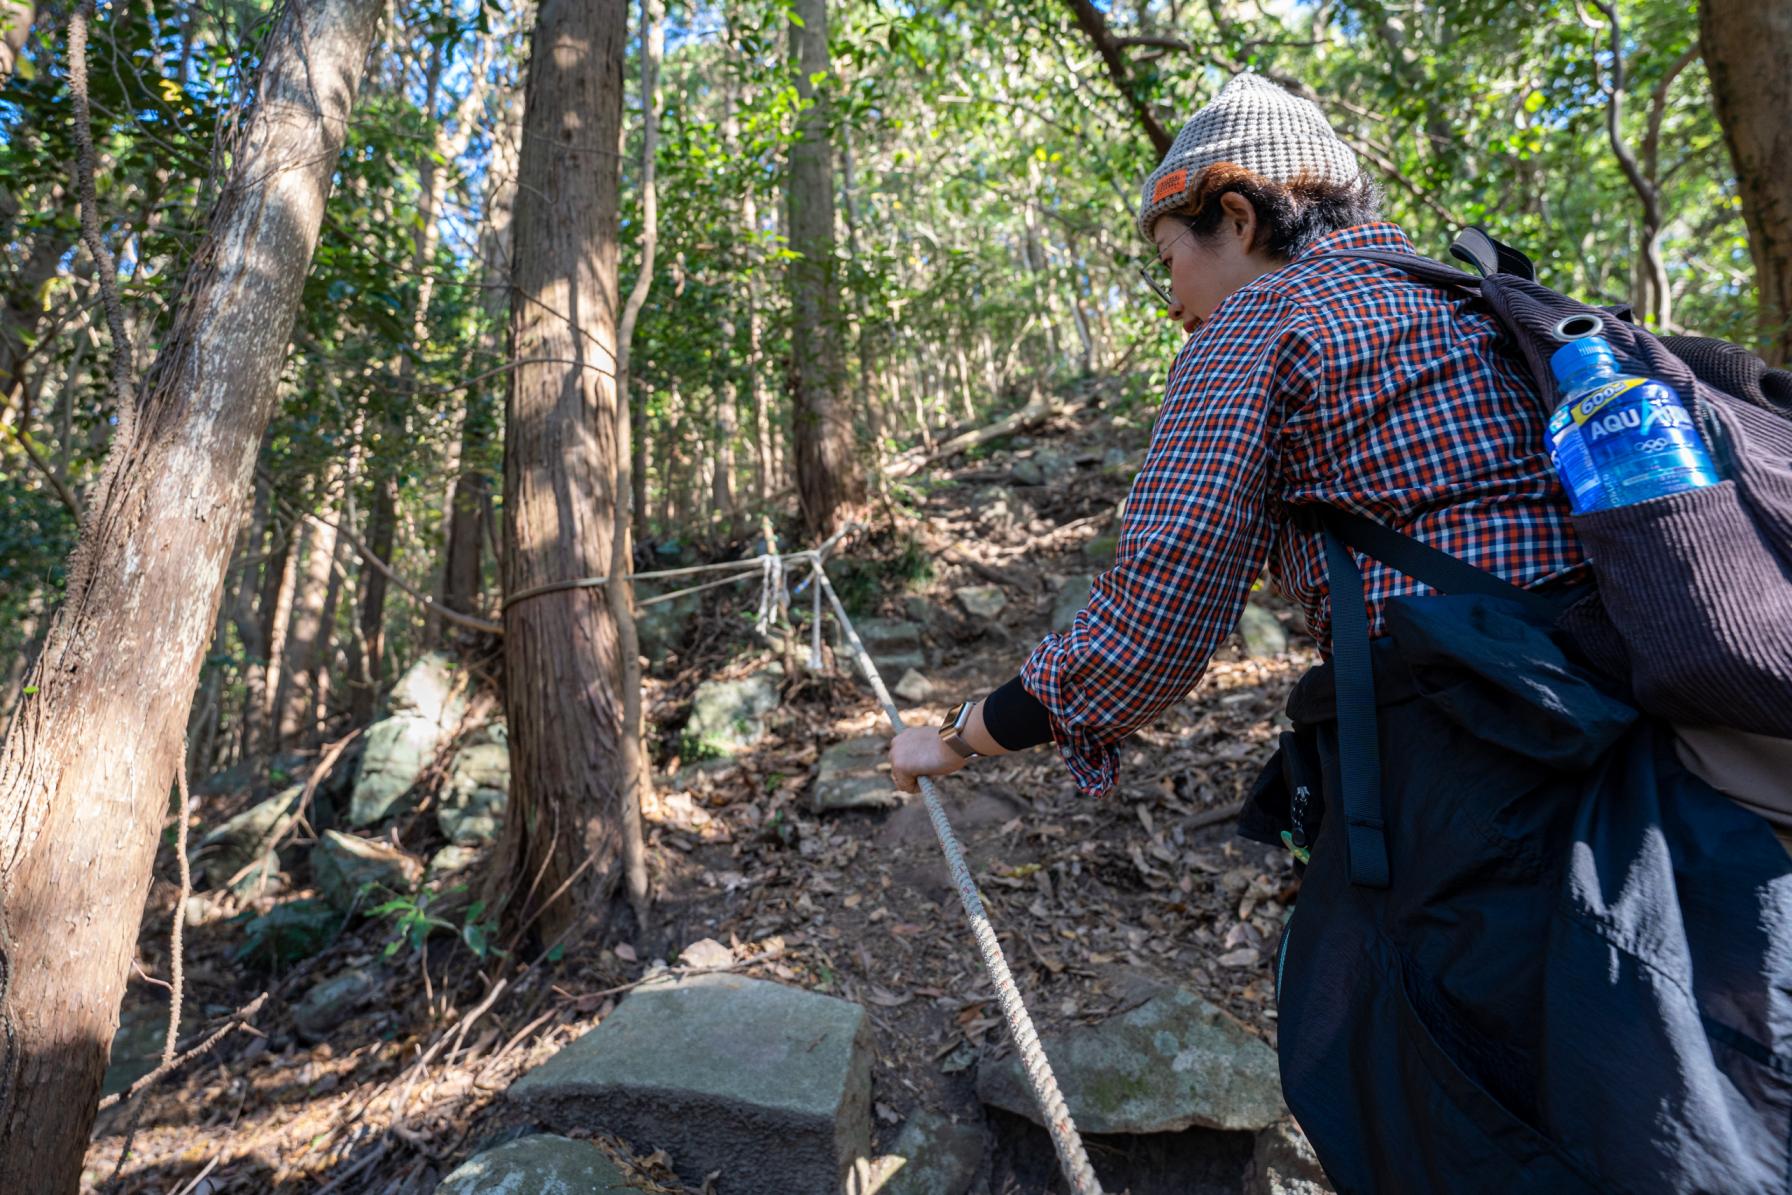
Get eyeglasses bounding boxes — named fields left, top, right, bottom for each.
left=1138, top=258, right=1175, bottom=308
left=1138, top=218, right=1197, bottom=308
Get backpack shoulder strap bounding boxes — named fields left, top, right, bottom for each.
left=1306, top=505, right=1575, bottom=889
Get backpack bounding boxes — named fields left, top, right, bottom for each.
left=1337, top=234, right=1792, bottom=739
left=1239, top=231, right=1792, bottom=1194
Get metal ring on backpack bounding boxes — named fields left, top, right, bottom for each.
left=1553, top=314, right=1603, bottom=342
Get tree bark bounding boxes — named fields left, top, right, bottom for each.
left=495, top=0, right=628, bottom=945
left=274, top=489, right=342, bottom=744
left=1702, top=0, right=1792, bottom=363
left=444, top=67, right=524, bottom=627
left=786, top=0, right=861, bottom=537
left=0, top=0, right=383, bottom=1183
left=349, top=476, right=395, bottom=723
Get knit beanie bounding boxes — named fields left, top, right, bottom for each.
left=1137, top=72, right=1360, bottom=241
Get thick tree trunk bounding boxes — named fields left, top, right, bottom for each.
left=495, top=0, right=628, bottom=945
left=0, top=0, right=382, bottom=1184
left=1702, top=0, right=1792, bottom=363
left=786, top=0, right=860, bottom=537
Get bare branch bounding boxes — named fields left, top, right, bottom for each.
left=1061, top=0, right=1174, bottom=156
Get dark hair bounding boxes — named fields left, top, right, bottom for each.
left=1169, top=162, right=1384, bottom=261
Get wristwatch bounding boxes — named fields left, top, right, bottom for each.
left=939, top=698, right=981, bottom=759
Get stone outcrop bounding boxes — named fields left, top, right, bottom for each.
left=683, top=668, right=782, bottom=758
left=509, top=973, right=873, bottom=1193
left=812, top=736, right=899, bottom=812
left=312, top=831, right=422, bottom=913
left=976, top=986, right=1284, bottom=1135
left=437, top=1134, right=637, bottom=1194
left=349, top=652, right=468, bottom=825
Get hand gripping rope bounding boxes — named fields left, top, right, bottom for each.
left=814, top=569, right=1104, bottom=1195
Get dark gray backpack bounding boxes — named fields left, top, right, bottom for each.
left=1335, top=234, right=1792, bottom=739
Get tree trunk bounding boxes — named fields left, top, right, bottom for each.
left=494, top=0, right=628, bottom=945
left=786, top=0, right=860, bottom=537
left=1701, top=0, right=1792, bottom=363
left=349, top=476, right=395, bottom=723
left=444, top=76, right=523, bottom=627
left=275, top=496, right=342, bottom=744
left=0, top=0, right=383, bottom=1183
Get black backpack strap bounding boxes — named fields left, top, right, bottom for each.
left=1309, top=505, right=1569, bottom=889
left=1325, top=247, right=1485, bottom=295
left=1448, top=227, right=1537, bottom=281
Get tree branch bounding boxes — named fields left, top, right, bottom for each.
left=1061, top=0, right=1173, bottom=157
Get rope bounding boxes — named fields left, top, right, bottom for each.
left=814, top=569, right=1104, bottom=1195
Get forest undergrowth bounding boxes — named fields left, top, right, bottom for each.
left=84, top=401, right=1317, bottom=1194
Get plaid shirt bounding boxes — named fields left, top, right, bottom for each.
left=1022, top=222, right=1588, bottom=796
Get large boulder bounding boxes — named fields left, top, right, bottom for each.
left=312, top=831, right=422, bottom=913
left=683, top=668, right=781, bottom=758
left=976, top=986, right=1284, bottom=1135
left=812, top=736, right=899, bottom=812
left=437, top=1134, right=637, bottom=1194
left=349, top=652, right=468, bottom=825
left=191, top=782, right=303, bottom=892
left=438, top=720, right=510, bottom=845
left=510, top=973, right=873, bottom=1193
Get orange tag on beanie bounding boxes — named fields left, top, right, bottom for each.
left=1152, top=169, right=1189, bottom=204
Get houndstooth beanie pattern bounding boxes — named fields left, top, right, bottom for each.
left=1137, top=71, right=1359, bottom=241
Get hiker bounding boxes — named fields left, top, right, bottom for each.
left=890, top=71, right=1792, bottom=1194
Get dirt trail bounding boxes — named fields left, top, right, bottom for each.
left=85, top=401, right=1318, bottom=1194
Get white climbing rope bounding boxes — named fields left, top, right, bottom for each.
left=814, top=568, right=1105, bottom=1195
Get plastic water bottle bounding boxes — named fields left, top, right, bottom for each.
left=1546, top=335, right=1720, bottom=514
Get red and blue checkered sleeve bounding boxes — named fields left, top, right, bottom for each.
left=1020, top=289, right=1320, bottom=796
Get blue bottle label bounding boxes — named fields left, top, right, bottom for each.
left=1567, top=377, right=1719, bottom=506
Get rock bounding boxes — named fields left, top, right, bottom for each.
left=1010, top=458, right=1046, bottom=487
left=976, top=986, right=1284, bottom=1134
left=902, top=596, right=937, bottom=626
left=438, top=735, right=510, bottom=845
left=855, top=618, right=926, bottom=675
left=637, top=589, right=702, bottom=666
left=812, top=736, right=898, bottom=812
left=313, top=831, right=422, bottom=914
left=683, top=668, right=782, bottom=758
left=1237, top=603, right=1288, bottom=658
left=510, top=973, right=873, bottom=1194
left=103, top=999, right=178, bottom=1098
left=438, top=1134, right=636, bottom=1195
left=1051, top=574, right=1095, bottom=631
left=192, top=784, right=303, bottom=891
left=427, top=843, right=480, bottom=880
left=1249, top=1118, right=1333, bottom=1195
left=292, top=969, right=380, bottom=1042
left=387, top=650, right=466, bottom=723
left=233, top=898, right=341, bottom=966
left=893, top=669, right=934, bottom=703
left=954, top=585, right=1007, bottom=619
left=349, top=653, right=468, bottom=826
left=862, top=1108, right=984, bottom=1195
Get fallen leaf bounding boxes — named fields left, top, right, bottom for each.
left=614, top=943, right=638, bottom=962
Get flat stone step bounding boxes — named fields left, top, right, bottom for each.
left=976, top=985, right=1284, bottom=1135
left=509, top=973, right=873, bottom=1193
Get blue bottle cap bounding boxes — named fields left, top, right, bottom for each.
left=1550, top=335, right=1620, bottom=394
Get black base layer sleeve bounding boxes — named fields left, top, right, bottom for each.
left=980, top=674, right=1054, bottom=752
